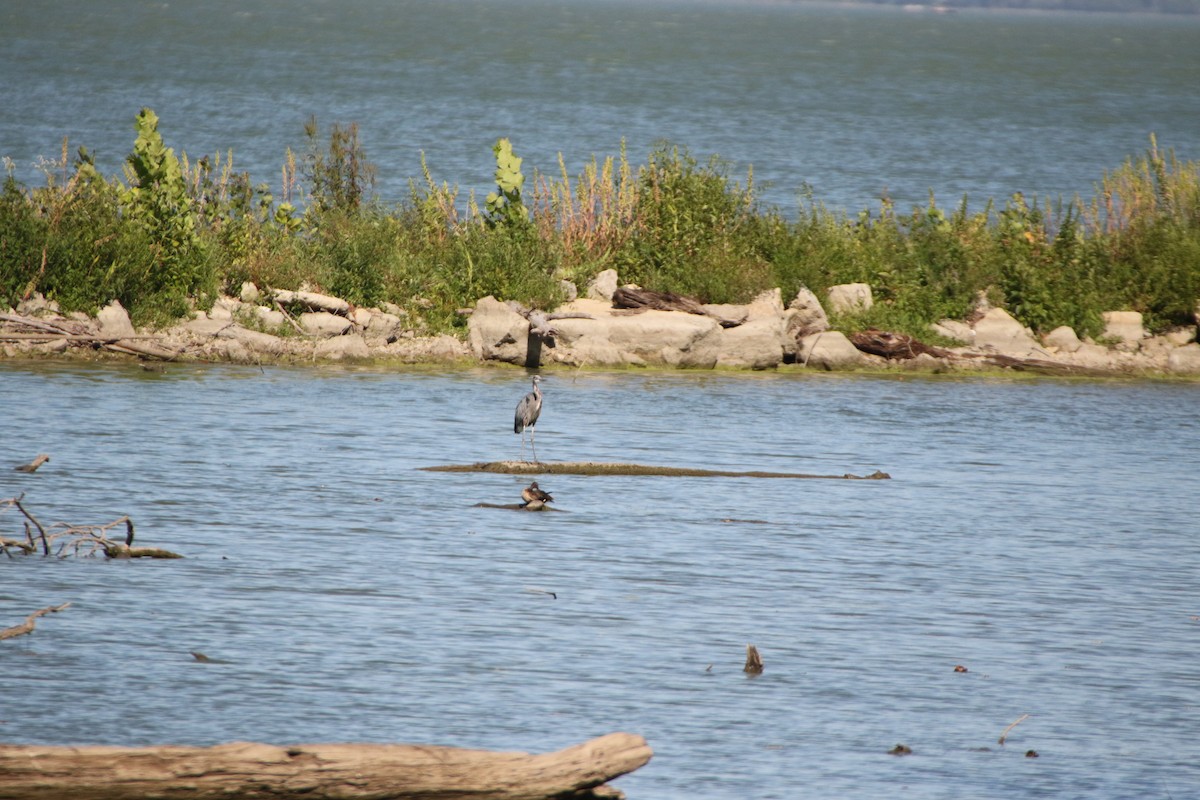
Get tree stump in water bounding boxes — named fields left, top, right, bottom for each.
left=0, top=732, right=652, bottom=800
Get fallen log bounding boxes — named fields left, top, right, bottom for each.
left=0, top=603, right=71, bottom=641
left=425, top=461, right=891, bottom=480
left=0, top=732, right=652, bottom=800
left=611, top=287, right=706, bottom=316
left=850, top=329, right=951, bottom=360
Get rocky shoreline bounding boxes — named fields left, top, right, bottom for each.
left=3, top=270, right=1199, bottom=379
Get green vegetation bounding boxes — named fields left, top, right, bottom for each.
left=2, top=110, right=1198, bottom=340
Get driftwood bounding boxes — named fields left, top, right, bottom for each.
left=850, top=329, right=951, bottom=360
left=743, top=644, right=764, bottom=674
left=0, top=603, right=71, bottom=641
left=13, top=454, right=50, bottom=473
left=850, top=327, right=1119, bottom=376
left=473, top=502, right=565, bottom=512
left=1, top=495, right=181, bottom=559
left=426, top=462, right=891, bottom=480
left=611, top=287, right=706, bottom=316
left=270, top=288, right=351, bottom=315
left=0, top=312, right=180, bottom=361
left=0, top=732, right=652, bottom=800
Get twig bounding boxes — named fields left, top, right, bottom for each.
left=0, top=603, right=72, bottom=641
left=998, top=713, right=1030, bottom=746
left=12, top=494, right=49, bottom=555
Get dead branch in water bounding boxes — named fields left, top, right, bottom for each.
left=0, top=603, right=72, bottom=641
left=998, top=713, right=1031, bottom=746
left=744, top=644, right=764, bottom=674
left=0, top=732, right=652, bottom=800
left=1, top=497, right=179, bottom=559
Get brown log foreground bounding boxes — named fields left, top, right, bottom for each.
left=0, top=732, right=652, bottom=800
left=425, top=461, right=891, bottom=480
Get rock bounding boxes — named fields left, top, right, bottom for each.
left=273, top=289, right=351, bottom=315
left=550, top=299, right=722, bottom=368
left=209, top=296, right=241, bottom=321
left=314, top=333, right=370, bottom=360
left=1069, top=342, right=1115, bottom=369
left=1167, top=343, right=1200, bottom=374
left=717, top=317, right=787, bottom=369
left=16, top=293, right=60, bottom=317
left=183, top=317, right=232, bottom=336
left=746, top=288, right=784, bottom=319
left=467, top=296, right=529, bottom=364
left=219, top=325, right=288, bottom=355
left=379, top=334, right=470, bottom=363
left=972, top=308, right=1039, bottom=355
left=363, top=310, right=405, bottom=344
left=1101, top=311, right=1147, bottom=347
left=826, top=283, right=873, bottom=315
left=787, top=288, right=829, bottom=337
left=1164, top=327, right=1197, bottom=347
left=931, top=319, right=974, bottom=344
left=251, top=306, right=287, bottom=329
left=586, top=269, right=619, bottom=301
left=96, top=300, right=137, bottom=339
left=300, top=311, right=353, bottom=337
left=798, top=331, right=865, bottom=370
left=1043, top=325, right=1082, bottom=353
left=701, top=303, right=749, bottom=327
left=559, top=280, right=578, bottom=303
left=239, top=282, right=261, bottom=303
left=349, top=307, right=373, bottom=329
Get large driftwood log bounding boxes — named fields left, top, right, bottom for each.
left=611, top=287, right=706, bottom=316
left=0, top=732, right=652, bottom=800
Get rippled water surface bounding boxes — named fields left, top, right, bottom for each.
left=3, top=0, right=1200, bottom=214
left=2, top=362, right=1198, bottom=799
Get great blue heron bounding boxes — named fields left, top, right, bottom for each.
left=514, top=375, right=543, bottom=462
left=521, top=481, right=554, bottom=507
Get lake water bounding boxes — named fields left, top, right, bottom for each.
left=1, top=361, right=1198, bottom=799
left=3, top=0, right=1199, bottom=216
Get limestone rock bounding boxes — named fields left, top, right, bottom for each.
left=300, top=311, right=353, bottom=337
left=251, top=306, right=287, bottom=329
left=363, top=310, right=405, bottom=344
left=826, top=283, right=873, bottom=315
left=467, top=296, right=529, bottom=364
left=273, top=289, right=351, bottom=315
left=239, top=281, right=261, bottom=303
left=787, top=288, right=829, bottom=337
left=1043, top=325, right=1082, bottom=353
left=972, top=308, right=1039, bottom=355
left=1167, top=343, right=1200, bottom=374
left=550, top=299, right=721, bottom=368
left=716, top=317, right=787, bottom=370
left=1101, top=311, right=1148, bottom=346
left=559, top=280, right=578, bottom=303
left=315, top=333, right=370, bottom=360
left=799, top=331, right=865, bottom=370
left=219, top=325, right=288, bottom=355
left=96, top=300, right=137, bottom=339
left=1164, top=327, right=1197, bottom=347
left=586, top=269, right=619, bottom=301
left=931, top=319, right=974, bottom=344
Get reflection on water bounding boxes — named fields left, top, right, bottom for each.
left=2, top=362, right=1199, bottom=799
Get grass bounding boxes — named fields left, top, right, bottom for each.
left=2, top=113, right=1198, bottom=342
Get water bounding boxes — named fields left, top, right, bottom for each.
left=1, top=362, right=1198, bottom=799
left=3, top=0, right=1199, bottom=216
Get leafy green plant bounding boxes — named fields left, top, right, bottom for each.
left=485, top=138, right=530, bottom=230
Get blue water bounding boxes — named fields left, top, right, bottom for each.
left=3, top=0, right=1199, bottom=216
left=2, top=361, right=1198, bottom=799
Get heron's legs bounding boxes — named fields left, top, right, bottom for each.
left=529, top=425, right=538, bottom=463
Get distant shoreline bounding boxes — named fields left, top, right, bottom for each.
left=769, top=0, right=1198, bottom=15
